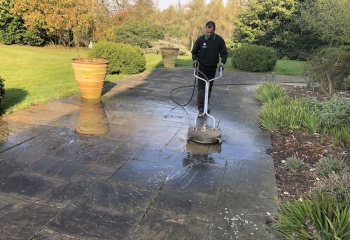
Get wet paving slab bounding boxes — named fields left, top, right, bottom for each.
left=0, top=68, right=307, bottom=239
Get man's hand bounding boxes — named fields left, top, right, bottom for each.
left=220, top=63, right=224, bottom=71
left=193, top=60, right=198, bottom=68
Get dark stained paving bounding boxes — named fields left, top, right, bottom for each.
left=0, top=67, right=306, bottom=239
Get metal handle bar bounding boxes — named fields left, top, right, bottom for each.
left=193, top=65, right=223, bottom=129
left=193, top=66, right=223, bottom=82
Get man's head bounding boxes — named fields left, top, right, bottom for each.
left=205, top=21, right=216, bottom=38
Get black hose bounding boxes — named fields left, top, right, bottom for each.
left=169, top=68, right=254, bottom=125
left=170, top=68, right=209, bottom=107
left=170, top=80, right=197, bottom=107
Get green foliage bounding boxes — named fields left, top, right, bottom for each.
left=316, top=171, right=350, bottom=204
left=279, top=98, right=308, bottom=129
left=327, top=127, right=350, bottom=148
left=225, top=38, right=241, bottom=58
left=331, top=127, right=350, bottom=148
left=259, top=95, right=309, bottom=130
left=284, top=156, right=305, bottom=169
left=256, top=83, right=324, bottom=131
left=316, top=157, right=344, bottom=176
left=273, top=191, right=350, bottom=240
left=0, top=0, right=45, bottom=45
left=302, top=113, right=321, bottom=133
left=231, top=45, right=277, bottom=72
left=0, top=76, right=5, bottom=109
left=304, top=95, right=350, bottom=128
left=88, top=41, right=146, bottom=74
left=257, top=82, right=350, bottom=148
left=300, top=0, right=350, bottom=48
left=163, top=25, right=184, bottom=39
left=233, top=0, right=325, bottom=60
left=115, top=20, right=165, bottom=49
left=255, top=82, right=288, bottom=103
left=12, top=0, right=107, bottom=47
left=259, top=107, right=279, bottom=131
left=305, top=48, right=350, bottom=96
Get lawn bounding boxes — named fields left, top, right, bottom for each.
left=0, top=44, right=306, bottom=114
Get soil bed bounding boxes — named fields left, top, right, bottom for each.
left=267, top=85, right=350, bottom=201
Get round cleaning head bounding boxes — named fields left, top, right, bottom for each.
left=187, top=127, right=222, bottom=144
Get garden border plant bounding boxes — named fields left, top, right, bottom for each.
left=256, top=82, right=350, bottom=239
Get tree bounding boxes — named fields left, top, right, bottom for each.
left=222, top=0, right=239, bottom=39
left=155, top=5, right=181, bottom=27
left=184, top=0, right=207, bottom=50
left=11, top=0, right=108, bottom=46
left=207, top=0, right=233, bottom=39
left=233, top=0, right=325, bottom=59
left=114, top=20, right=165, bottom=48
left=0, top=0, right=45, bottom=45
left=306, top=48, right=350, bottom=96
left=126, top=0, right=157, bottom=21
left=234, top=0, right=297, bottom=45
left=300, top=0, right=350, bottom=47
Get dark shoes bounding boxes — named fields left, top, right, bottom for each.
left=198, top=108, right=204, bottom=117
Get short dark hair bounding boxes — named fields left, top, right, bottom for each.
left=206, top=21, right=216, bottom=30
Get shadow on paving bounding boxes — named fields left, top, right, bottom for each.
left=0, top=68, right=307, bottom=239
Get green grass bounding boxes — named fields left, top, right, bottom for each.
left=0, top=44, right=306, bottom=114
left=267, top=59, right=306, bottom=76
left=0, top=45, right=88, bottom=113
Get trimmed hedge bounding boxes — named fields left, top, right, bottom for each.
left=231, top=44, right=277, bottom=72
left=88, top=41, right=146, bottom=74
left=0, top=76, right=5, bottom=108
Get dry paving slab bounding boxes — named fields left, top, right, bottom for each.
left=0, top=68, right=307, bottom=239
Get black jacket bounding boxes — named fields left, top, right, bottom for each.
left=191, top=33, right=228, bottom=67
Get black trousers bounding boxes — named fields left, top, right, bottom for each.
left=197, top=65, right=217, bottom=111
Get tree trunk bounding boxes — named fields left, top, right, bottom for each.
left=326, top=72, right=334, bottom=96
left=314, top=71, right=331, bottom=97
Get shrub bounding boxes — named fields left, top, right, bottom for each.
left=225, top=38, right=241, bottom=58
left=88, top=41, right=146, bottom=74
left=316, top=157, right=344, bottom=177
left=0, top=76, right=5, bottom=108
left=273, top=191, right=350, bottom=240
left=231, top=44, right=277, bottom=72
left=304, top=95, right=350, bottom=128
left=305, top=47, right=350, bottom=97
left=316, top=171, right=350, bottom=204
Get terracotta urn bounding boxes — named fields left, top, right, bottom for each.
left=160, top=48, right=179, bottom=68
left=71, top=58, right=109, bottom=99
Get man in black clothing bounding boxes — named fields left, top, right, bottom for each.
left=191, top=21, right=228, bottom=117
